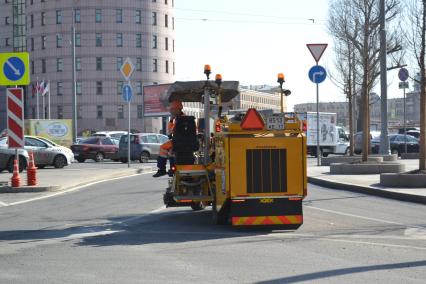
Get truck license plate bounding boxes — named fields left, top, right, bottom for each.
left=266, top=114, right=285, bottom=130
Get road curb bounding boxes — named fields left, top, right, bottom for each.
left=0, top=166, right=157, bottom=194
left=308, top=176, right=426, bottom=205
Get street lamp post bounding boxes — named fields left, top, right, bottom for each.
left=71, top=9, right=77, bottom=143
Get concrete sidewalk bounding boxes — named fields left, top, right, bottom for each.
left=308, top=158, right=426, bottom=204
left=0, top=162, right=157, bottom=193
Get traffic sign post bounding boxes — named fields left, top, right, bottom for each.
left=398, top=68, right=410, bottom=154
left=307, top=43, right=328, bottom=166
left=0, top=52, right=30, bottom=86
left=120, top=58, right=135, bottom=168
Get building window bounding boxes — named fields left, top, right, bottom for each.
left=135, top=81, right=142, bottom=95
left=136, top=34, right=142, bottom=48
left=173, top=39, right=175, bottom=52
left=77, top=105, right=83, bottom=119
left=57, top=106, right=63, bottom=119
left=137, top=105, right=143, bottom=119
left=165, top=60, right=169, bottom=73
left=96, top=33, right=102, bottom=46
left=116, top=33, right=123, bottom=47
left=172, top=17, right=174, bottom=30
left=153, top=59, right=158, bottom=72
left=57, top=58, right=63, bottom=72
left=75, top=57, right=81, bottom=71
left=30, top=37, right=34, bottom=51
left=56, top=10, right=62, bottom=24
left=5, top=16, right=10, bottom=25
left=165, top=14, right=168, bottom=27
left=5, top=38, right=10, bottom=47
left=41, top=35, right=46, bottom=49
left=152, top=35, right=157, bottom=49
left=116, top=9, right=123, bottom=23
left=76, top=81, right=82, bottom=95
left=152, top=12, right=157, bottom=25
left=41, top=12, right=45, bottom=26
left=30, top=14, right=33, bottom=28
left=165, top=0, right=168, bottom=4
left=165, top=37, right=168, bottom=50
left=135, top=10, right=141, bottom=24
left=56, top=34, right=62, bottom=48
left=136, top=57, right=142, bottom=71
left=118, top=105, right=124, bottom=119
left=117, top=81, right=124, bottom=95
left=96, top=81, right=103, bottom=95
left=41, top=59, right=46, bottom=73
left=75, top=33, right=81, bottom=47
left=97, top=105, right=103, bottom=119
left=116, top=57, right=123, bottom=71
left=74, top=9, right=81, bottom=23
left=96, top=57, right=102, bottom=70
left=57, top=81, right=63, bottom=96
left=95, top=9, right=102, bottom=23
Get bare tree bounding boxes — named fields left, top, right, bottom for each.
left=404, top=0, right=426, bottom=171
left=328, top=0, right=404, bottom=161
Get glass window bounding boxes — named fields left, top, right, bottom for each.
left=56, top=10, right=62, bottom=24
left=135, top=10, right=141, bottom=24
left=158, top=135, right=168, bottom=143
left=116, top=57, right=123, bottom=71
left=97, top=106, right=103, bottom=118
left=165, top=37, right=168, bottom=50
left=152, top=35, right=157, bottom=48
left=30, top=37, right=34, bottom=50
left=96, top=81, right=103, bottom=95
left=41, top=59, right=46, bottom=73
left=153, top=59, right=157, bottom=72
left=118, top=105, right=124, bottom=119
left=141, top=136, right=148, bottom=143
left=57, top=105, right=63, bottom=119
left=102, top=138, right=114, bottom=145
left=116, top=33, right=123, bottom=47
left=147, top=135, right=159, bottom=143
left=96, top=57, right=102, bottom=71
left=41, top=12, right=45, bottom=26
left=41, top=35, right=46, bottom=49
left=75, top=33, right=81, bottom=46
left=136, top=34, right=142, bottom=48
left=56, top=34, right=62, bottom=48
left=137, top=105, right=143, bottom=118
left=136, top=57, right=142, bottom=71
left=165, top=60, right=169, bottom=73
left=57, top=58, right=63, bottom=72
left=116, top=9, right=123, bottom=23
left=74, top=9, right=81, bottom=23
left=57, top=81, right=63, bottom=96
left=75, top=57, right=81, bottom=71
left=152, top=12, right=157, bottom=25
left=117, top=81, right=124, bottom=95
left=77, top=105, right=83, bottom=119
left=83, top=137, right=99, bottom=144
left=76, top=81, right=82, bottom=95
left=30, top=14, right=33, bottom=28
left=96, top=33, right=102, bottom=46
left=165, top=14, right=168, bottom=27
left=135, top=81, right=142, bottom=95
left=95, top=9, right=102, bottom=23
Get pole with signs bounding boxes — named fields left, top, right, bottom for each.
left=120, top=58, right=135, bottom=168
left=307, top=44, right=327, bottom=166
left=398, top=67, right=410, bottom=154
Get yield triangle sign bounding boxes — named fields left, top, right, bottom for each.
left=307, top=44, right=328, bottom=62
left=240, top=108, right=265, bottom=130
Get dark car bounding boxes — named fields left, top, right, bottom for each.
left=118, top=133, right=168, bottom=163
left=70, top=137, right=119, bottom=162
left=406, top=130, right=420, bottom=139
left=372, top=134, right=419, bottom=156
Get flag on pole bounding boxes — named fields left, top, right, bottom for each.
left=39, top=81, right=46, bottom=96
left=42, top=81, right=49, bottom=96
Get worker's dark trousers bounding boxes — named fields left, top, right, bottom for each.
left=157, top=156, right=175, bottom=171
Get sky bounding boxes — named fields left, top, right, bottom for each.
left=174, top=0, right=404, bottom=111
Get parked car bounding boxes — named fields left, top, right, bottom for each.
left=0, top=137, right=29, bottom=173
left=118, top=133, right=168, bottom=163
left=23, top=136, right=74, bottom=168
left=372, top=134, right=419, bottom=156
left=71, top=136, right=119, bottom=162
left=354, top=131, right=381, bottom=154
left=406, top=130, right=420, bottom=139
left=398, top=127, right=419, bottom=134
left=93, top=131, right=128, bottom=140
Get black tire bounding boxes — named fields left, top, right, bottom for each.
left=322, top=152, right=329, bottom=157
left=7, top=156, right=27, bottom=173
left=120, top=158, right=128, bottom=163
left=38, top=165, right=46, bottom=169
left=94, top=152, right=104, bottom=162
left=76, top=157, right=86, bottom=163
left=190, top=202, right=205, bottom=211
left=391, top=148, right=399, bottom=156
left=139, top=151, right=150, bottom=163
left=53, top=155, right=67, bottom=168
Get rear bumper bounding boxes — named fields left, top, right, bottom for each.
left=229, top=198, right=303, bottom=226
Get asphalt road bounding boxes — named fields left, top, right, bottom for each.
left=0, top=173, right=425, bottom=283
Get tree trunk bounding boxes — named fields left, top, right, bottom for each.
left=419, top=0, right=426, bottom=171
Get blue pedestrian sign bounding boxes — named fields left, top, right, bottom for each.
left=122, top=84, right=133, bottom=102
left=308, top=65, right=327, bottom=84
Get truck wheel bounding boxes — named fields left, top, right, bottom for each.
left=76, top=157, right=86, bottom=163
left=190, top=202, right=205, bottom=211
left=322, top=152, right=329, bottom=157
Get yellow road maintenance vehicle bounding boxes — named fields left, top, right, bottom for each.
left=162, top=67, right=307, bottom=228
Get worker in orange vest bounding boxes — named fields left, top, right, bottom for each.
left=153, top=100, right=184, bottom=177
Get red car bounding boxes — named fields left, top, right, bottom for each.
left=71, top=137, right=119, bottom=163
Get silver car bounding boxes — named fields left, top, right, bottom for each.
left=23, top=136, right=74, bottom=168
left=0, top=137, right=29, bottom=173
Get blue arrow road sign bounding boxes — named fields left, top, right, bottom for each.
left=308, top=65, right=327, bottom=84
left=3, top=57, right=25, bottom=81
left=122, top=84, right=133, bottom=102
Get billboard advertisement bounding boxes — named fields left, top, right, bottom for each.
left=25, top=119, right=73, bottom=147
left=143, top=84, right=172, bottom=117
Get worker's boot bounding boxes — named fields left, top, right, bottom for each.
left=153, top=169, right=167, bottom=177
left=153, top=156, right=167, bottom=178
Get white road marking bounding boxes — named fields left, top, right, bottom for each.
left=0, top=201, right=8, bottom=207
left=317, top=237, right=426, bottom=251
left=5, top=171, right=156, bottom=207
